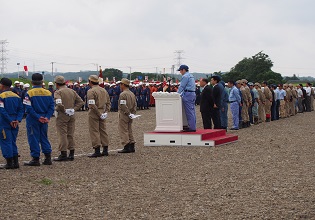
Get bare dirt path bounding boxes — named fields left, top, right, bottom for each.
left=0, top=107, right=314, bottom=219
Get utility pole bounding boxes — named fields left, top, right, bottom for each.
left=51, top=62, right=55, bottom=76
left=174, top=50, right=184, bottom=69
left=17, top=63, right=20, bottom=78
left=0, top=40, right=9, bottom=76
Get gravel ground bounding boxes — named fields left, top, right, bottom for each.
left=0, top=106, right=315, bottom=219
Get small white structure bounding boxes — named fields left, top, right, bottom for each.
left=152, top=92, right=184, bottom=132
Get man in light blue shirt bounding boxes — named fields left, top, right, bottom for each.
left=228, top=80, right=241, bottom=130
left=177, top=65, right=196, bottom=132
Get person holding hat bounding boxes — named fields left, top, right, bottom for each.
left=87, top=75, right=111, bottom=158
left=117, top=78, right=137, bottom=153
left=177, top=65, right=196, bottom=132
left=23, top=73, right=55, bottom=166
left=0, top=78, right=24, bottom=169
left=53, top=76, right=84, bottom=162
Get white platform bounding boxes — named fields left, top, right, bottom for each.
left=144, top=132, right=214, bottom=147
left=152, top=92, right=183, bottom=132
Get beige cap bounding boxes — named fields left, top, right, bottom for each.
left=54, top=76, right=65, bottom=84
left=121, top=78, right=130, bottom=86
left=88, top=75, right=99, bottom=83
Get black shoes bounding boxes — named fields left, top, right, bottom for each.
left=101, top=146, right=108, bottom=156
left=129, top=143, right=135, bottom=153
left=53, top=151, right=68, bottom=162
left=24, top=157, right=40, bottom=166
left=0, top=158, right=14, bottom=169
left=13, top=155, right=19, bottom=169
left=43, top=153, right=52, bottom=165
left=118, top=143, right=135, bottom=153
left=88, top=147, right=102, bottom=158
left=68, top=150, right=75, bottom=161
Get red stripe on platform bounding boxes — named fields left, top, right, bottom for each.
left=211, top=134, right=238, bottom=146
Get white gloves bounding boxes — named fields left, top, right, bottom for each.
left=100, top=113, right=108, bottom=120
left=129, top=114, right=141, bottom=119
left=65, top=109, right=75, bottom=116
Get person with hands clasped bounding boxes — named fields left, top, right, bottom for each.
left=87, top=75, right=111, bottom=158
left=53, top=76, right=84, bottom=162
left=0, top=78, right=24, bottom=169
left=23, top=73, right=55, bottom=166
left=117, top=78, right=137, bottom=153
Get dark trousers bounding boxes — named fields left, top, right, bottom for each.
left=276, top=100, right=280, bottom=120
left=201, top=111, right=212, bottom=129
left=271, top=101, right=277, bottom=121
left=212, top=108, right=221, bottom=129
left=248, top=106, right=253, bottom=124
left=306, top=96, right=311, bottom=112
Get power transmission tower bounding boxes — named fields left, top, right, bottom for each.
left=0, top=40, right=9, bottom=75
left=174, top=50, right=184, bottom=69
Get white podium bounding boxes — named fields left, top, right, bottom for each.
left=152, top=92, right=185, bottom=132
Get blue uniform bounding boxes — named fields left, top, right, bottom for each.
left=24, top=86, right=54, bottom=158
left=218, top=82, right=229, bottom=129
left=0, top=91, right=24, bottom=159
left=12, top=86, right=22, bottom=97
left=229, top=86, right=241, bottom=129
left=178, top=72, right=196, bottom=131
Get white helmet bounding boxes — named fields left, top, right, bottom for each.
left=42, top=82, right=46, bottom=86
left=24, top=83, right=30, bottom=88
left=48, top=82, right=54, bottom=86
left=14, top=81, right=19, bottom=84
left=20, top=82, right=24, bottom=86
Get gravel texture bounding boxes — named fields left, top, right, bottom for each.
left=0, top=107, right=315, bottom=219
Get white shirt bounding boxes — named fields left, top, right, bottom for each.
left=305, top=87, right=311, bottom=96
left=297, top=88, right=303, bottom=98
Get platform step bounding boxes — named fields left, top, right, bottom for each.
left=210, top=134, right=238, bottom=146
left=144, top=129, right=238, bottom=147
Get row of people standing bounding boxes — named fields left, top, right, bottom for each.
left=227, top=80, right=314, bottom=130
left=0, top=74, right=137, bottom=169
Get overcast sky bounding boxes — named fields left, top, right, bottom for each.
left=1, top=0, right=315, bottom=76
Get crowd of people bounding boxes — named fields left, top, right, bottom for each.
left=0, top=74, right=137, bottom=169
left=1, top=65, right=314, bottom=169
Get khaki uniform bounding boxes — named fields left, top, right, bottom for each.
left=87, top=85, right=111, bottom=149
left=118, top=88, right=137, bottom=146
left=291, top=88, right=297, bottom=115
left=54, top=86, right=85, bottom=152
left=257, top=88, right=266, bottom=122
left=263, top=86, right=272, bottom=119
left=240, top=86, right=249, bottom=123
left=285, top=88, right=292, bottom=117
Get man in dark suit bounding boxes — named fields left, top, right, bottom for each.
left=210, top=75, right=222, bottom=129
left=199, top=78, right=213, bottom=129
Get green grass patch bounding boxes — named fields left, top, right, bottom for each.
left=39, top=178, right=53, bottom=185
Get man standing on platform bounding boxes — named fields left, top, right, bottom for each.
left=177, top=65, right=196, bottom=132
left=199, top=78, right=213, bottom=129
left=117, top=78, right=137, bottom=153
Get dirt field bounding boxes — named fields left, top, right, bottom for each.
left=0, top=106, right=315, bottom=219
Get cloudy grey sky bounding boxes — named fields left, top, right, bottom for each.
left=1, top=0, right=315, bottom=76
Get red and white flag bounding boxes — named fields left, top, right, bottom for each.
left=24, top=66, right=28, bottom=76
